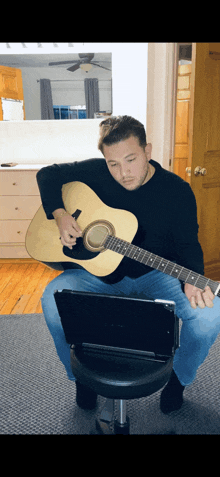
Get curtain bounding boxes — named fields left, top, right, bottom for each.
left=40, top=79, right=54, bottom=119
left=84, top=78, right=99, bottom=118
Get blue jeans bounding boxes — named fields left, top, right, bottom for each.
left=41, top=269, right=220, bottom=386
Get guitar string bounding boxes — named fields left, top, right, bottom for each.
left=104, top=235, right=218, bottom=294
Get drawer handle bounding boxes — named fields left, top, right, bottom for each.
left=17, top=231, right=22, bottom=234
left=13, top=182, right=17, bottom=186
left=15, top=207, right=19, bottom=210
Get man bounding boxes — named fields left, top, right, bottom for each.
left=37, top=116, right=220, bottom=413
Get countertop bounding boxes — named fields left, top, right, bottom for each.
left=0, top=163, right=51, bottom=170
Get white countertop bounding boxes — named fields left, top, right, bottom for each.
left=0, top=163, right=51, bottom=170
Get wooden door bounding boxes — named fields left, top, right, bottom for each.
left=173, top=64, right=191, bottom=183
left=0, top=65, right=25, bottom=120
left=188, top=43, right=220, bottom=279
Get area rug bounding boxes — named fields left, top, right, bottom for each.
left=1, top=313, right=220, bottom=434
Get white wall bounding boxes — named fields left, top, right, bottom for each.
left=0, top=119, right=104, bottom=163
left=112, top=43, right=148, bottom=127
left=147, top=43, right=177, bottom=168
left=0, top=43, right=148, bottom=165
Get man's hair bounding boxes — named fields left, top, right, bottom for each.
left=98, top=115, right=147, bottom=155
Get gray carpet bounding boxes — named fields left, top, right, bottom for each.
left=1, top=313, right=220, bottom=435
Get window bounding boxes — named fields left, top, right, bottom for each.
left=53, top=105, right=87, bottom=120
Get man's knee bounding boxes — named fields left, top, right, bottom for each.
left=186, top=314, right=220, bottom=351
left=42, top=270, right=76, bottom=299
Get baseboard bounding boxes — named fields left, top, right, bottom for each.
left=0, top=258, right=39, bottom=264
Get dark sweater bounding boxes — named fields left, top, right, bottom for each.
left=36, top=158, right=204, bottom=283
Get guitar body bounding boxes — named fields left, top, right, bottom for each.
left=25, top=181, right=138, bottom=276
left=26, top=181, right=220, bottom=296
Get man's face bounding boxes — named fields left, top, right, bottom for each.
left=103, top=135, right=151, bottom=191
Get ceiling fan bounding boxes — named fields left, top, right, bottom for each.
left=48, top=53, right=111, bottom=73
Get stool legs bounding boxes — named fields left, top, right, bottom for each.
left=114, top=400, right=130, bottom=435
left=117, top=399, right=127, bottom=424
left=92, top=398, right=130, bottom=434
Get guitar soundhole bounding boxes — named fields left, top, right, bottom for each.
left=83, top=220, right=115, bottom=253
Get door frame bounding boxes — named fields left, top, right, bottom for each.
left=147, top=43, right=193, bottom=172
left=147, top=42, right=179, bottom=171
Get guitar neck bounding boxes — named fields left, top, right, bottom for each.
left=104, top=235, right=220, bottom=297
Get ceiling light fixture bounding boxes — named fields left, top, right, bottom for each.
left=80, top=63, right=92, bottom=72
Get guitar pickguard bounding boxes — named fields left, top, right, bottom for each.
left=63, top=237, right=100, bottom=261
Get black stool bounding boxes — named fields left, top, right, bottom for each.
left=71, top=344, right=174, bottom=434
left=54, top=290, right=179, bottom=435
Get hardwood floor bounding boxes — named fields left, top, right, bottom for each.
left=0, top=259, right=61, bottom=314
left=1, top=258, right=219, bottom=316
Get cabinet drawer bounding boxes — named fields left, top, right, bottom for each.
left=0, top=244, right=31, bottom=258
left=0, top=196, right=41, bottom=219
left=0, top=220, right=31, bottom=242
left=0, top=170, right=39, bottom=195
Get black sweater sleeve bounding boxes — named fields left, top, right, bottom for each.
left=170, top=181, right=204, bottom=276
left=36, top=159, right=106, bottom=220
left=36, top=163, right=78, bottom=219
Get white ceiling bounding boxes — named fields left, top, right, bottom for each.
left=0, top=53, right=111, bottom=69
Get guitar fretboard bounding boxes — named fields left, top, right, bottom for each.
left=104, top=235, right=220, bottom=297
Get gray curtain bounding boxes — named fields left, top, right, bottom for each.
left=40, top=79, right=54, bottom=119
left=84, top=78, right=99, bottom=118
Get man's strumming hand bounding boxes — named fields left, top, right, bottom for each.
left=53, top=208, right=82, bottom=250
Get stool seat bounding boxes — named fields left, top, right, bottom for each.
left=71, top=345, right=173, bottom=400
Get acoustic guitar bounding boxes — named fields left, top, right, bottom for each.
left=25, top=181, right=220, bottom=298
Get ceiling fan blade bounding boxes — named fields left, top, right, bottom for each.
left=48, top=60, right=78, bottom=66
left=67, top=63, right=80, bottom=72
left=91, top=62, right=111, bottom=71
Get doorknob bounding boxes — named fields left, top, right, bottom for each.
left=194, top=166, right=207, bottom=176
left=185, top=167, right=191, bottom=176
